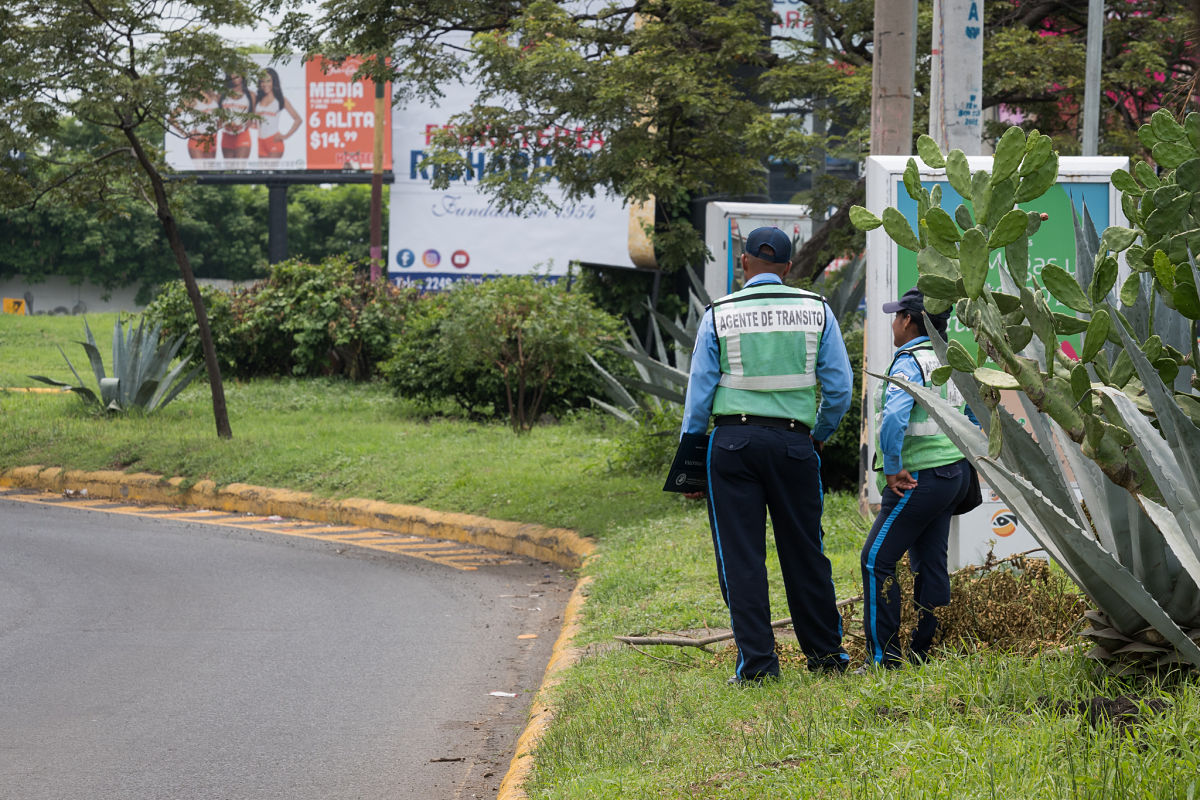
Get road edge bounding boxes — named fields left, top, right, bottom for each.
left=0, top=465, right=593, bottom=569
left=497, top=575, right=591, bottom=800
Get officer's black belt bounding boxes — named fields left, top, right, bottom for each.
left=714, top=414, right=810, bottom=433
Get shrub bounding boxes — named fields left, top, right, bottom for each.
left=142, top=280, right=237, bottom=374
left=238, top=257, right=409, bottom=379
left=383, top=277, right=624, bottom=430
left=146, top=257, right=414, bottom=380
left=381, top=292, right=506, bottom=416
left=604, top=404, right=685, bottom=475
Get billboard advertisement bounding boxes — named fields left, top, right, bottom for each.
left=165, top=55, right=392, bottom=173
left=387, top=60, right=634, bottom=289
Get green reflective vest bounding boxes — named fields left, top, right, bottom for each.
left=711, top=283, right=827, bottom=425
left=874, top=341, right=965, bottom=489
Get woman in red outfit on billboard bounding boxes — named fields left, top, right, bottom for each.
left=218, top=74, right=254, bottom=159
left=254, top=68, right=302, bottom=159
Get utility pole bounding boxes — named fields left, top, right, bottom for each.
left=369, top=70, right=385, bottom=281
left=1081, top=0, right=1104, bottom=156
left=929, top=0, right=984, bottom=155
left=870, top=0, right=918, bottom=155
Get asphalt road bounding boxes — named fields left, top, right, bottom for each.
left=0, top=496, right=571, bottom=799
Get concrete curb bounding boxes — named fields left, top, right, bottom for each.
left=0, top=465, right=594, bottom=570
left=497, top=575, right=591, bottom=800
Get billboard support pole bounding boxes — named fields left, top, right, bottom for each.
left=268, top=182, right=288, bottom=264
left=370, top=76, right=385, bottom=282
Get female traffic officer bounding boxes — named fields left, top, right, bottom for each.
left=861, top=288, right=974, bottom=670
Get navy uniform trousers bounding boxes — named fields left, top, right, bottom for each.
left=861, top=458, right=971, bottom=667
left=706, top=423, right=849, bottom=679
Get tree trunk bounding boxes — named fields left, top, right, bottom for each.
left=122, top=126, right=232, bottom=439
left=790, top=177, right=865, bottom=283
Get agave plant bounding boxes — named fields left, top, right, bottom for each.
left=590, top=254, right=867, bottom=420
left=853, top=120, right=1200, bottom=673
left=588, top=264, right=709, bottom=422
left=30, top=316, right=202, bottom=413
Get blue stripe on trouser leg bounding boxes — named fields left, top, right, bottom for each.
left=704, top=432, right=746, bottom=679
left=862, top=461, right=969, bottom=665
left=863, top=480, right=914, bottom=664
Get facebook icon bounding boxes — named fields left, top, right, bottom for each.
left=396, top=249, right=416, bottom=268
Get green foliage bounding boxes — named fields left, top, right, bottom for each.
left=380, top=292, right=505, bottom=417
left=143, top=280, right=237, bottom=373
left=287, top=184, right=386, bottom=265
left=146, top=257, right=411, bottom=380
left=274, top=0, right=1200, bottom=275
left=29, top=316, right=200, bottom=413
left=382, top=278, right=625, bottom=430
left=0, top=179, right=388, bottom=292
left=0, top=189, right=177, bottom=304
left=820, top=321, right=864, bottom=492
left=242, top=257, right=408, bottom=380
left=444, top=276, right=624, bottom=431
left=604, top=405, right=685, bottom=476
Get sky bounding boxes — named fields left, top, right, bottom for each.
left=213, top=1, right=321, bottom=48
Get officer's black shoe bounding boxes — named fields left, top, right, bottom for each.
left=727, top=673, right=777, bottom=686
left=807, top=655, right=850, bottom=675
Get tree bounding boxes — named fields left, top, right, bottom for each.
left=273, top=0, right=1200, bottom=281
left=0, top=0, right=260, bottom=439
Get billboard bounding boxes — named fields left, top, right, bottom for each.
left=165, top=55, right=392, bottom=173
left=388, top=73, right=634, bottom=289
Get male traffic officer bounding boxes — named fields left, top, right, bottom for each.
left=862, top=288, right=973, bottom=669
left=681, top=226, right=853, bottom=682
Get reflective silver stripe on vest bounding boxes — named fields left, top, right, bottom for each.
left=905, top=348, right=964, bottom=436
left=718, top=370, right=818, bottom=390
left=714, top=300, right=822, bottom=391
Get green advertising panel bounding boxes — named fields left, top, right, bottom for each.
left=895, top=179, right=1111, bottom=357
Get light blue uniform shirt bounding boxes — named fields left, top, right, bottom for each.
left=879, top=335, right=980, bottom=474
left=681, top=273, right=853, bottom=441
left=878, top=337, right=927, bottom=475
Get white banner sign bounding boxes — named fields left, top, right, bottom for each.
left=388, top=73, right=633, bottom=288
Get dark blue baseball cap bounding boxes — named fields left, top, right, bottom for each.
left=883, top=287, right=951, bottom=328
left=744, top=227, right=792, bottom=264
left=882, top=287, right=926, bottom=315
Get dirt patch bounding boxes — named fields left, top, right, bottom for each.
left=1041, top=694, right=1171, bottom=732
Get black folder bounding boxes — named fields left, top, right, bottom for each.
left=662, top=432, right=710, bottom=493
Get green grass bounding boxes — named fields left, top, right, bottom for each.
left=0, top=311, right=122, bottom=386
left=4, top=312, right=1200, bottom=797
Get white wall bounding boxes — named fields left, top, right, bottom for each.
left=0, top=276, right=249, bottom=315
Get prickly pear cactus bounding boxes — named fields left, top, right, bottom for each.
left=853, top=122, right=1200, bottom=503
left=855, top=120, right=1200, bottom=673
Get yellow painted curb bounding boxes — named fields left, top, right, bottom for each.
left=0, top=466, right=594, bottom=570
left=497, top=575, right=591, bottom=800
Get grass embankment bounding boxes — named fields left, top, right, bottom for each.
left=3, top=313, right=1200, bottom=798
